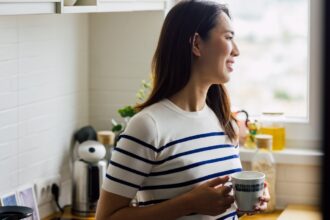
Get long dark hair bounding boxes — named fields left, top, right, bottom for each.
left=136, top=0, right=237, bottom=141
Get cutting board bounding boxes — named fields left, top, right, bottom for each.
left=277, top=204, right=321, bottom=220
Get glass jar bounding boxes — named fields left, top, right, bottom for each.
left=259, top=112, right=286, bottom=151
left=252, top=134, right=276, bottom=213
left=97, top=130, right=115, bottom=162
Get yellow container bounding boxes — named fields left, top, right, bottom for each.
left=259, top=112, right=286, bottom=151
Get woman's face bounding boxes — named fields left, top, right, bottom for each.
left=195, top=12, right=240, bottom=84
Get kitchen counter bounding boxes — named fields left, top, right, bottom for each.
left=43, top=206, right=95, bottom=220
left=44, top=207, right=282, bottom=220
left=43, top=204, right=320, bottom=220
left=240, top=210, right=282, bottom=219
left=241, top=204, right=321, bottom=220
left=277, top=204, right=321, bottom=220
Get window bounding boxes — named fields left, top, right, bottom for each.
left=218, top=0, right=322, bottom=148
left=219, top=0, right=309, bottom=119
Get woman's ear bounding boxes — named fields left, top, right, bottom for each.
left=191, top=33, right=202, bottom=57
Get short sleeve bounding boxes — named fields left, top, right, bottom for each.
left=102, top=112, right=158, bottom=198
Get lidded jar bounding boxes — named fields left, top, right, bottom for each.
left=251, top=134, right=276, bottom=212
left=259, top=112, right=286, bottom=151
left=97, top=130, right=115, bottom=162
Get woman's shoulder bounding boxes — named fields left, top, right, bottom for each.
left=122, top=108, right=159, bottom=146
left=125, top=101, right=167, bottom=134
left=133, top=100, right=168, bottom=120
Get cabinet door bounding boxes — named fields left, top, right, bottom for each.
left=97, top=0, right=166, bottom=12
left=0, top=0, right=58, bottom=15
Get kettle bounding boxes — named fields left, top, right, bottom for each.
left=72, top=140, right=107, bottom=216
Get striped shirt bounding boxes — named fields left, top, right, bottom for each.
left=102, top=99, right=242, bottom=220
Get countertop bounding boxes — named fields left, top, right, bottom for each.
left=44, top=207, right=281, bottom=220
left=43, top=204, right=321, bottom=220
left=44, top=206, right=95, bottom=220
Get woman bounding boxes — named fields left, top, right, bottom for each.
left=96, top=1, right=269, bottom=219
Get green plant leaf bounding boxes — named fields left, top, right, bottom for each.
left=112, top=124, right=123, bottom=132
left=118, top=106, right=136, bottom=118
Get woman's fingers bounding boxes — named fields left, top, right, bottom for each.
left=206, top=176, right=230, bottom=187
left=259, top=196, right=270, bottom=203
left=217, top=185, right=232, bottom=196
left=255, top=201, right=268, bottom=211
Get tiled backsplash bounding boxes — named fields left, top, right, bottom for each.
left=89, top=12, right=164, bottom=130
left=0, top=14, right=89, bottom=213
left=242, top=162, right=320, bottom=208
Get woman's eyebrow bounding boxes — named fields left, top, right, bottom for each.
left=225, top=30, right=235, bottom=35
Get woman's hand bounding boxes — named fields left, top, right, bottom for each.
left=255, top=181, right=271, bottom=212
left=185, top=176, right=234, bottom=216
left=237, top=181, right=271, bottom=216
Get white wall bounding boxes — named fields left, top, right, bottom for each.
left=89, top=11, right=164, bottom=130
left=0, top=14, right=89, bottom=216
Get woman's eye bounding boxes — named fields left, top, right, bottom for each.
left=226, top=36, right=233, bottom=40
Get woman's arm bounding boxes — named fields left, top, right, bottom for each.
left=96, top=176, right=234, bottom=220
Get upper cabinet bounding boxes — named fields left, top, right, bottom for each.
left=0, top=0, right=59, bottom=15
left=57, top=0, right=168, bottom=14
left=0, top=0, right=172, bottom=15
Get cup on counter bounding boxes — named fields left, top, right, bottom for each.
left=231, top=171, right=265, bottom=213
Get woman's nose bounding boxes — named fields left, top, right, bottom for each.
left=232, top=41, right=240, bottom=57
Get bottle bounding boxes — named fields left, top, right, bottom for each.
left=251, top=134, right=276, bottom=212
left=259, top=112, right=286, bottom=151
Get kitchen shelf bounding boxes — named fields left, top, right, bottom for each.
left=0, top=0, right=59, bottom=15
left=98, top=0, right=166, bottom=12
left=239, top=147, right=323, bottom=166
left=58, top=5, right=97, bottom=13
left=0, top=0, right=168, bottom=15
left=57, top=0, right=167, bottom=14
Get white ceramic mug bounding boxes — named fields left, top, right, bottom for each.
left=231, top=171, right=265, bottom=212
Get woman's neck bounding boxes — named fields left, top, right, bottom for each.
left=169, top=79, right=210, bottom=112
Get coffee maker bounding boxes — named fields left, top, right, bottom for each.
left=72, top=140, right=107, bottom=216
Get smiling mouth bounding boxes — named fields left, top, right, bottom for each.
left=226, top=61, right=234, bottom=72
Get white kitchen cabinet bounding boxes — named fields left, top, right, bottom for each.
left=56, top=0, right=168, bottom=14
left=0, top=0, right=59, bottom=15
left=0, top=0, right=173, bottom=15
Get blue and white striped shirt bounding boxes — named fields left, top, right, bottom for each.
left=102, top=99, right=242, bottom=220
